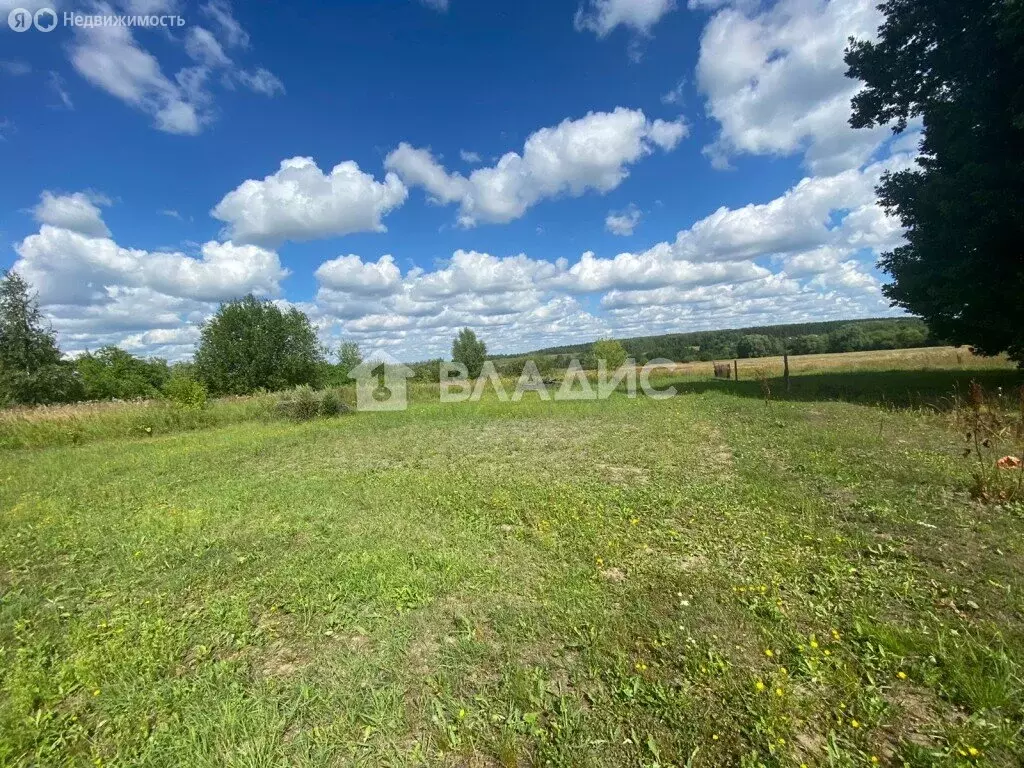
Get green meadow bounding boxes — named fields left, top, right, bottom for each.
left=1, top=352, right=1023, bottom=767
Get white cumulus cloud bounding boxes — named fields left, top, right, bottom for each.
left=385, top=108, right=687, bottom=226
left=211, top=157, right=408, bottom=245
left=696, top=0, right=888, bottom=173
left=33, top=191, right=111, bottom=238
left=315, top=254, right=403, bottom=296
left=605, top=204, right=641, bottom=236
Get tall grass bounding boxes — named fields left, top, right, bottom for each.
left=0, top=394, right=280, bottom=450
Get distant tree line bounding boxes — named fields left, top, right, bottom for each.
left=0, top=269, right=957, bottom=409
left=525, top=318, right=935, bottom=365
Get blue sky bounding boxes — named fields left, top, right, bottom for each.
left=0, top=0, right=915, bottom=361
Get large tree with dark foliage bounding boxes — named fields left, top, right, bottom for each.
left=194, top=295, right=324, bottom=395
left=845, top=0, right=1024, bottom=362
left=0, top=270, right=81, bottom=405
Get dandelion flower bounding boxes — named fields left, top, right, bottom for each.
left=755, top=680, right=765, bottom=691
left=897, top=671, right=907, bottom=680
left=765, top=649, right=774, bottom=657
left=850, top=719, right=860, bottom=728
left=968, top=747, right=980, bottom=757
left=775, top=687, right=784, bottom=697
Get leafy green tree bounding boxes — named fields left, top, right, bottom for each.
left=736, top=334, right=783, bottom=359
left=790, top=334, right=829, bottom=355
left=337, top=341, right=363, bottom=379
left=452, top=327, right=487, bottom=378
left=588, top=338, right=628, bottom=370
left=412, top=358, right=444, bottom=382
left=846, top=0, right=1024, bottom=362
left=194, top=295, right=325, bottom=395
left=75, top=346, right=169, bottom=400
left=0, top=270, right=82, bottom=405
left=827, top=325, right=869, bottom=353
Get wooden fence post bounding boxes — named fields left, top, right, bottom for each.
left=783, top=352, right=790, bottom=393
left=733, top=359, right=739, bottom=381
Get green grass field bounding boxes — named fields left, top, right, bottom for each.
left=2, top=354, right=1023, bottom=766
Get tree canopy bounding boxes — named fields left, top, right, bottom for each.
left=0, top=270, right=81, bottom=405
left=846, top=0, right=1024, bottom=362
left=75, top=346, right=170, bottom=400
left=737, top=334, right=784, bottom=359
left=452, top=327, right=487, bottom=378
left=589, top=338, right=628, bottom=370
left=337, top=342, right=363, bottom=379
left=194, top=295, right=325, bottom=395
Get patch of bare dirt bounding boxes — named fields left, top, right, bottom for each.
left=407, top=634, right=441, bottom=677
left=881, top=684, right=966, bottom=751
left=598, top=464, right=650, bottom=485
left=259, top=641, right=310, bottom=678
left=600, top=567, right=627, bottom=583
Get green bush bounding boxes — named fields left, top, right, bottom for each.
left=319, top=389, right=344, bottom=416
left=163, top=377, right=208, bottom=409
left=278, top=385, right=318, bottom=421
left=275, top=386, right=352, bottom=421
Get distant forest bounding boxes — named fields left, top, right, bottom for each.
left=492, top=317, right=935, bottom=370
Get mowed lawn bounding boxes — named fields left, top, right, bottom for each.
left=1, top=387, right=1023, bottom=766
